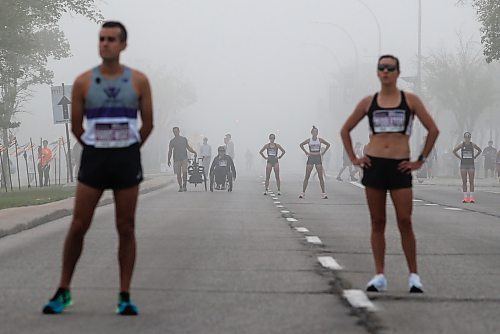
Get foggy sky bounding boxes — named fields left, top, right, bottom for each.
left=12, top=0, right=481, bottom=171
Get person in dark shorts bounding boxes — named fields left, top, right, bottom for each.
left=482, top=140, right=497, bottom=178
left=42, top=21, right=153, bottom=316
left=452, top=132, right=482, bottom=203
left=259, top=134, right=285, bottom=195
left=168, top=127, right=197, bottom=192
left=340, top=55, right=439, bottom=293
left=299, top=126, right=331, bottom=199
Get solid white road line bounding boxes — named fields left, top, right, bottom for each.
left=343, top=290, right=376, bottom=311
left=350, top=181, right=365, bottom=189
left=306, top=236, right=322, bottom=245
left=295, top=227, right=310, bottom=233
left=444, top=207, right=463, bottom=211
left=286, top=218, right=298, bottom=222
left=317, top=256, right=343, bottom=270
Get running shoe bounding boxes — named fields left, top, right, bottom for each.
left=116, top=292, right=138, bottom=316
left=350, top=176, right=358, bottom=182
left=336, top=176, right=342, bottom=181
left=408, top=273, right=424, bottom=293
left=366, top=274, right=387, bottom=292
left=178, top=187, right=183, bottom=192
left=42, top=288, right=72, bottom=314
left=462, top=197, right=469, bottom=203
left=469, top=196, right=475, bottom=203
left=321, top=193, right=328, bottom=199
left=263, top=189, right=268, bottom=195
left=298, top=192, right=305, bottom=199
left=183, top=186, right=187, bottom=192
left=277, top=191, right=281, bottom=195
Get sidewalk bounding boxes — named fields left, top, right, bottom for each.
left=0, top=173, right=175, bottom=239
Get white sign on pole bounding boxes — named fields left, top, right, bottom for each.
left=51, top=84, right=73, bottom=124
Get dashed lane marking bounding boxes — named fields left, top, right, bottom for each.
left=350, top=181, right=365, bottom=189
left=280, top=210, right=290, bottom=214
left=295, top=227, right=310, bottom=233
left=306, top=236, right=322, bottom=245
left=343, top=290, right=376, bottom=311
left=273, top=201, right=281, bottom=204
left=276, top=205, right=284, bottom=208
left=444, top=207, right=463, bottom=211
left=413, top=199, right=423, bottom=202
left=424, top=203, right=439, bottom=206
left=317, top=256, right=343, bottom=270
left=286, top=218, right=297, bottom=222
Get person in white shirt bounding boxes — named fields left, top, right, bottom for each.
left=224, top=134, right=235, bottom=160
left=200, top=137, right=212, bottom=177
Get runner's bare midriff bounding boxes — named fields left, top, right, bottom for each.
left=364, top=133, right=410, bottom=159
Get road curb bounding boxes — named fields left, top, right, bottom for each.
left=0, top=178, right=174, bottom=240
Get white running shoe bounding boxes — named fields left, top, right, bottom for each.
left=321, top=193, right=328, bottom=199
left=408, top=273, right=424, bottom=293
left=299, top=192, right=305, bottom=199
left=366, top=274, right=387, bottom=292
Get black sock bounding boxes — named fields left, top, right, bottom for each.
left=51, top=287, right=68, bottom=300
left=120, top=291, right=130, bottom=302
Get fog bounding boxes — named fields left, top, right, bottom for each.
left=11, top=0, right=483, bottom=175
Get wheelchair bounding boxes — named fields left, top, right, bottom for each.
left=210, top=165, right=233, bottom=192
left=187, top=157, right=208, bottom=191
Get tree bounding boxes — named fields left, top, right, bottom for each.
left=0, top=0, right=102, bottom=188
left=422, top=36, right=499, bottom=139
left=458, top=0, right=500, bottom=63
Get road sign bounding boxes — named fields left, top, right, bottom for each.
left=51, top=84, right=72, bottom=124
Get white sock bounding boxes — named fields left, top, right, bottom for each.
left=463, top=192, right=468, bottom=198
left=470, top=192, right=474, bottom=197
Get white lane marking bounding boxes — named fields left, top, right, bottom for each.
left=413, top=199, right=423, bottom=202
left=272, top=197, right=278, bottom=200
left=286, top=218, right=297, bottom=222
left=343, top=290, right=376, bottom=311
left=317, top=256, right=343, bottom=270
left=295, top=227, right=310, bottom=233
left=280, top=210, right=290, bottom=214
left=276, top=205, right=284, bottom=208
left=424, top=203, right=439, bottom=206
left=444, top=207, right=463, bottom=211
left=485, top=191, right=500, bottom=194
left=306, top=236, right=322, bottom=245
left=350, top=181, right=365, bottom=189
left=273, top=201, right=281, bottom=204
left=261, top=182, right=265, bottom=185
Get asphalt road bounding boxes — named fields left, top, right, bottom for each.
left=0, top=173, right=499, bottom=334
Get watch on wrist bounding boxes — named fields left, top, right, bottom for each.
left=418, top=154, right=426, bottom=163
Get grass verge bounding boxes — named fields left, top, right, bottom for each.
left=0, top=185, right=75, bottom=210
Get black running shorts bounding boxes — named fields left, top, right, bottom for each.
left=78, top=143, right=143, bottom=190
left=307, top=155, right=322, bottom=165
left=460, top=159, right=475, bottom=170
left=267, top=156, right=279, bottom=166
left=361, top=155, right=412, bottom=190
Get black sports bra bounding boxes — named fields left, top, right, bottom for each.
left=367, top=91, right=414, bottom=135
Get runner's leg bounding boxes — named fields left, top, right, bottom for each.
left=302, top=164, right=314, bottom=193
left=365, top=187, right=387, bottom=274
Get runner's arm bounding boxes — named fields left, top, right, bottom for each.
left=340, top=96, right=370, bottom=163
left=319, top=138, right=331, bottom=155
left=452, top=144, right=462, bottom=159
left=71, top=73, right=88, bottom=145
left=136, top=71, right=153, bottom=146
left=278, top=144, right=285, bottom=159
left=408, top=93, right=439, bottom=162
left=473, top=143, right=482, bottom=159
left=259, top=144, right=267, bottom=159
left=299, top=139, right=309, bottom=155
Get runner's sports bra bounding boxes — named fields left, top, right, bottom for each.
left=367, top=91, right=414, bottom=136
left=308, top=138, right=321, bottom=153
left=461, top=142, right=474, bottom=160
left=267, top=144, right=278, bottom=157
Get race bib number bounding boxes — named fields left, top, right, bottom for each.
left=268, top=148, right=277, bottom=156
left=219, top=160, right=228, bottom=167
left=95, top=122, right=129, bottom=148
left=372, top=109, right=405, bottom=133
left=309, top=144, right=321, bottom=152
left=462, top=151, right=473, bottom=159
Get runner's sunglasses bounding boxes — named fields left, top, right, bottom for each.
left=377, top=64, right=397, bottom=72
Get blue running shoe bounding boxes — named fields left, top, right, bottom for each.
left=42, top=288, right=72, bottom=314
left=116, top=292, right=138, bottom=316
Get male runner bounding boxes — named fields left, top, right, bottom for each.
left=42, top=21, right=153, bottom=316
left=168, top=127, right=197, bottom=191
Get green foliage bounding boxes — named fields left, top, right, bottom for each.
left=458, top=0, right=500, bottom=63
left=423, top=36, right=499, bottom=135
left=0, top=0, right=102, bottom=131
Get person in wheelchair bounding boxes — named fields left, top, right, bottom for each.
left=210, top=146, right=236, bottom=191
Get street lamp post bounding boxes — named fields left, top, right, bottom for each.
left=355, top=0, right=382, bottom=56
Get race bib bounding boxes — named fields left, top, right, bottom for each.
left=309, top=144, right=321, bottom=152
left=372, top=109, right=406, bottom=133
left=462, top=151, right=473, bottom=159
left=95, top=122, right=129, bottom=148
left=219, top=160, right=228, bottom=167
left=268, top=148, right=277, bottom=156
